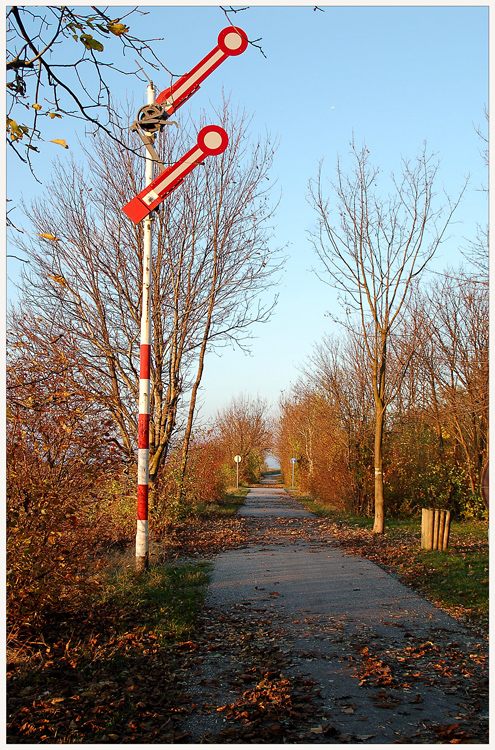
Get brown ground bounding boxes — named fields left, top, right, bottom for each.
left=7, top=492, right=488, bottom=744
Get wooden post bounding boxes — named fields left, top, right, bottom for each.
left=427, top=508, right=434, bottom=550
left=421, top=507, right=434, bottom=550
left=438, top=510, right=446, bottom=550
left=422, top=507, right=451, bottom=551
left=441, top=510, right=451, bottom=551
left=433, top=509, right=440, bottom=550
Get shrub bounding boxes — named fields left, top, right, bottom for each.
left=152, top=436, right=228, bottom=529
left=384, top=422, right=484, bottom=519
left=7, top=327, right=123, bottom=638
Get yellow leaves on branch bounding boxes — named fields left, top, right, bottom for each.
left=47, top=274, right=68, bottom=287
left=108, top=22, right=129, bottom=35
left=39, top=233, right=59, bottom=241
left=33, top=104, right=62, bottom=120
left=67, top=18, right=129, bottom=52
left=51, top=139, right=69, bottom=149
left=79, top=34, right=104, bottom=52
left=7, top=117, right=29, bottom=142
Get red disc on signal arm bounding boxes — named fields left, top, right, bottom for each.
left=197, top=125, right=228, bottom=155
left=218, top=26, right=248, bottom=56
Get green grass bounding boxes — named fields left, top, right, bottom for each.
left=102, top=560, right=212, bottom=646
left=213, top=485, right=250, bottom=515
left=412, top=546, right=489, bottom=619
left=406, top=519, right=489, bottom=624
left=190, top=485, right=250, bottom=518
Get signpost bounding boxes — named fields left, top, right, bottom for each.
left=124, top=27, right=248, bottom=572
left=290, top=457, right=297, bottom=487
left=234, top=454, right=242, bottom=489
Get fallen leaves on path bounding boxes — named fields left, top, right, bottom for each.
left=157, top=515, right=250, bottom=559
left=7, top=505, right=489, bottom=744
left=240, top=512, right=488, bottom=638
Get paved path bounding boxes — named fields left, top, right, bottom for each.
left=185, top=482, right=488, bottom=743
left=213, top=485, right=461, bottom=636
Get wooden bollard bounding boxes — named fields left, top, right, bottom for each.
left=438, top=510, right=446, bottom=549
left=441, top=509, right=451, bottom=550
left=421, top=508, right=434, bottom=549
left=422, top=508, right=451, bottom=550
left=433, top=509, right=440, bottom=549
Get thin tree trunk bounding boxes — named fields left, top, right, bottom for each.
left=373, top=399, right=385, bottom=533
left=180, top=332, right=211, bottom=478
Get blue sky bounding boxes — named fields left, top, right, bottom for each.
left=6, top=4, right=489, bottom=424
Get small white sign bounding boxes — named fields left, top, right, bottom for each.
left=234, top=455, right=242, bottom=463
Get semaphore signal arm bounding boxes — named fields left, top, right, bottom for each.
left=122, top=26, right=248, bottom=224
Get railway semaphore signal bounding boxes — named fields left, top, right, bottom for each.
left=154, top=27, right=248, bottom=118
left=122, top=125, right=229, bottom=223
left=123, top=27, right=248, bottom=571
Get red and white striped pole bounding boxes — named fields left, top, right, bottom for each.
left=136, top=82, right=155, bottom=572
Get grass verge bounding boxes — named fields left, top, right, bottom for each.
left=102, top=559, right=212, bottom=645
left=213, top=485, right=250, bottom=515
left=189, top=485, right=250, bottom=518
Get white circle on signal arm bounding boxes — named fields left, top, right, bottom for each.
left=203, top=129, right=224, bottom=151
left=234, top=455, right=242, bottom=463
left=224, top=31, right=243, bottom=50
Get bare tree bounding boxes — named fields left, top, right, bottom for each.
left=215, top=393, right=272, bottom=483
left=461, top=107, right=489, bottom=280
left=10, top=101, right=282, bottom=497
left=308, top=139, right=466, bottom=532
left=421, top=272, right=488, bottom=495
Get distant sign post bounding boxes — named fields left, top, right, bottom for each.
left=234, top=455, right=242, bottom=489
left=290, top=457, right=297, bottom=487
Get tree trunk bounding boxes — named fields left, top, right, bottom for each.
left=180, top=259, right=218, bottom=479
left=373, top=400, right=385, bottom=533
left=179, top=334, right=209, bottom=479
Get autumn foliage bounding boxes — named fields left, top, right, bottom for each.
left=213, top=394, right=272, bottom=485
left=6, top=315, right=123, bottom=636
left=276, top=390, right=358, bottom=510
left=152, top=435, right=228, bottom=528
left=275, top=266, right=488, bottom=521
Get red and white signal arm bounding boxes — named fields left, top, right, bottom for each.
left=155, top=27, right=248, bottom=117
left=122, top=125, right=228, bottom=224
